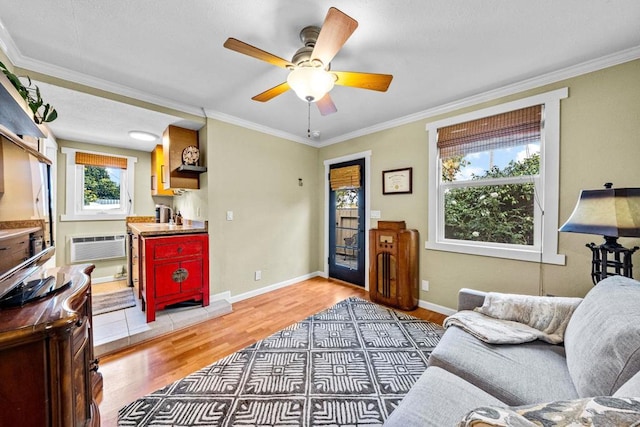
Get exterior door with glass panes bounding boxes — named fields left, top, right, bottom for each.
left=328, top=159, right=365, bottom=286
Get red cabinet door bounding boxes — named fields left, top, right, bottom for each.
left=153, top=261, right=182, bottom=297
left=179, top=258, right=204, bottom=292
left=153, top=258, right=204, bottom=297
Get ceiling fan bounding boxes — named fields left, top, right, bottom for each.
left=223, top=7, right=393, bottom=116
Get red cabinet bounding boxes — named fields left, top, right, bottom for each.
left=140, top=233, right=209, bottom=322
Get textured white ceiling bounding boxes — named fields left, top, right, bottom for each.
left=0, top=0, right=639, bottom=150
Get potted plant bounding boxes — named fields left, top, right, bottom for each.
left=0, top=60, right=57, bottom=124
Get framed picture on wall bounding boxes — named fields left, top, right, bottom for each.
left=382, top=167, right=412, bottom=194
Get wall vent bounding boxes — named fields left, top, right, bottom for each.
left=70, top=234, right=126, bottom=263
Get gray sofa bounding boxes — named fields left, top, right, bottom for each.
left=385, top=275, right=640, bottom=426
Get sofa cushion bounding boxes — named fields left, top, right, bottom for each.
left=613, top=370, right=640, bottom=397
left=384, top=367, right=505, bottom=427
left=459, top=397, right=640, bottom=427
left=429, top=326, right=578, bottom=405
left=564, top=275, right=640, bottom=397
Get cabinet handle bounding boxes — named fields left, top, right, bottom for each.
left=76, top=318, right=84, bottom=327
left=161, top=165, right=166, bottom=184
left=151, top=175, right=156, bottom=190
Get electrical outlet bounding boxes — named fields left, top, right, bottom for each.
left=255, top=270, right=262, bottom=281
left=422, top=280, right=429, bottom=291
left=226, top=211, right=234, bottom=221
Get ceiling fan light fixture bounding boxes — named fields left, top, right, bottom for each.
left=287, top=66, right=335, bottom=102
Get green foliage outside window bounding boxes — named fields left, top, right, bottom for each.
left=336, top=188, right=358, bottom=209
left=83, top=166, right=120, bottom=205
left=443, top=153, right=539, bottom=245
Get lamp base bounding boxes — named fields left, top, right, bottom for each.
left=587, top=236, right=639, bottom=285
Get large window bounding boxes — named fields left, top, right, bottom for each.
left=426, top=89, right=567, bottom=264
left=61, top=147, right=137, bottom=221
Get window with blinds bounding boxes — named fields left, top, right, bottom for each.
left=426, top=88, right=567, bottom=264
left=60, top=147, right=136, bottom=221
left=436, top=104, right=542, bottom=247
left=330, top=165, right=361, bottom=190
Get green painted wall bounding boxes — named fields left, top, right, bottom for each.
left=203, top=120, right=319, bottom=298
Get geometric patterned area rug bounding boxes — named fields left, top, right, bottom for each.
left=118, top=297, right=444, bottom=426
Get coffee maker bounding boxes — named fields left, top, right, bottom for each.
left=155, top=205, right=172, bottom=223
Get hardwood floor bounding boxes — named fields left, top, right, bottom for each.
left=97, top=277, right=447, bottom=426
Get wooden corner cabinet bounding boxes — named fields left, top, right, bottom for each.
left=162, top=125, right=200, bottom=190
left=0, top=264, right=102, bottom=427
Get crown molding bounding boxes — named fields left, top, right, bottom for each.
left=317, top=45, right=640, bottom=147
left=15, top=55, right=205, bottom=117
left=203, top=109, right=317, bottom=146
left=0, top=18, right=204, bottom=119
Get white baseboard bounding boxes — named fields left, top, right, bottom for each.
left=228, top=271, right=323, bottom=304
left=418, top=299, right=456, bottom=316
left=211, top=290, right=231, bottom=302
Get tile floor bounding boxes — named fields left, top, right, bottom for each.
left=93, top=295, right=232, bottom=357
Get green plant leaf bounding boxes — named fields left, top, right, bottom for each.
left=44, top=108, right=58, bottom=123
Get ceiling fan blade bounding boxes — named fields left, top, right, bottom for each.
left=332, top=71, right=393, bottom=92
left=224, top=38, right=294, bottom=69
left=252, top=82, right=291, bottom=102
left=316, top=93, right=337, bottom=116
left=311, top=7, right=358, bottom=66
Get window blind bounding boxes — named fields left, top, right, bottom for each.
left=330, top=165, right=361, bottom=190
left=75, top=152, right=128, bottom=169
left=437, top=105, right=542, bottom=159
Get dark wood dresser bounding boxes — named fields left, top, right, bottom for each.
left=0, top=264, right=102, bottom=427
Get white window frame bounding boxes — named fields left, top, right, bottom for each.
left=426, top=88, right=567, bottom=265
left=60, top=147, right=137, bottom=221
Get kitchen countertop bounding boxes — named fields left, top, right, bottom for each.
left=0, top=227, right=41, bottom=241
left=128, top=221, right=207, bottom=237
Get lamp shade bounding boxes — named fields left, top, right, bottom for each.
left=286, top=67, right=335, bottom=102
left=559, top=187, right=640, bottom=237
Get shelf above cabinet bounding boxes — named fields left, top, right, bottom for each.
left=177, top=164, right=207, bottom=173
left=0, top=73, right=44, bottom=139
left=0, top=73, right=51, bottom=165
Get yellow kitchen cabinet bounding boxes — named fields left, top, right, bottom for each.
left=150, top=144, right=173, bottom=196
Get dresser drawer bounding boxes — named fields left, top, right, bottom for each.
left=72, top=319, right=89, bottom=355
left=151, top=236, right=205, bottom=260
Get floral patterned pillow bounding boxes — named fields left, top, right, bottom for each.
left=458, top=396, right=640, bottom=426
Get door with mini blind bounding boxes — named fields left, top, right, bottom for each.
left=328, top=159, right=365, bottom=286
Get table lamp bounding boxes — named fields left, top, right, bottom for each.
left=559, top=183, right=640, bottom=285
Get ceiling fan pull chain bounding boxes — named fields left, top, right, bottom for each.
left=307, top=101, right=311, bottom=138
